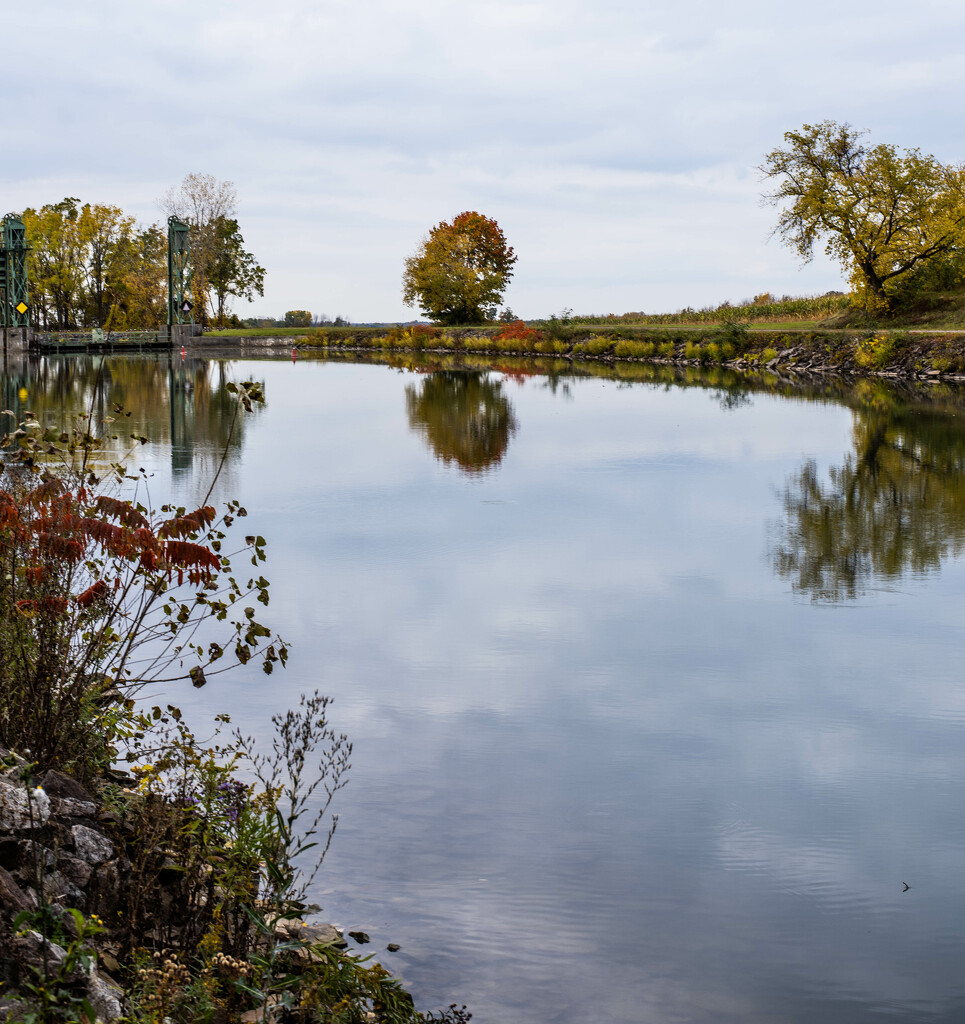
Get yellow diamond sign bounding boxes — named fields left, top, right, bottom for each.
left=15, top=301, right=27, bottom=315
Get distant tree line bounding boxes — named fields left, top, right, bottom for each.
left=22, top=174, right=265, bottom=332
left=240, top=312, right=349, bottom=329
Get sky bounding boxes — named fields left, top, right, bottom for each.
left=4, top=0, right=965, bottom=322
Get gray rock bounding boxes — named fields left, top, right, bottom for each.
left=42, top=869, right=86, bottom=910
left=40, top=770, right=94, bottom=804
left=0, top=865, right=32, bottom=914
left=13, top=930, right=84, bottom=982
left=0, top=997, right=31, bottom=1023
left=51, top=796, right=98, bottom=818
left=0, top=780, right=51, bottom=830
left=87, top=969, right=124, bottom=1022
left=58, top=852, right=92, bottom=889
left=71, top=825, right=114, bottom=865
left=303, top=922, right=344, bottom=946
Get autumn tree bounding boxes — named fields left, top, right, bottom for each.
left=22, top=200, right=167, bottom=330
left=78, top=202, right=137, bottom=326
left=22, top=198, right=85, bottom=329
left=403, top=211, right=517, bottom=324
left=760, top=121, right=965, bottom=310
left=107, top=224, right=169, bottom=329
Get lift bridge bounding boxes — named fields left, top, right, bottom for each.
left=1, top=214, right=197, bottom=356
left=0, top=214, right=29, bottom=330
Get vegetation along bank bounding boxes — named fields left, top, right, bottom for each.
left=208, top=322, right=965, bottom=383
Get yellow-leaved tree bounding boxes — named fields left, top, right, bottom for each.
left=760, top=121, right=965, bottom=311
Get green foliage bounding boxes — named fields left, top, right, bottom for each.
left=561, top=294, right=848, bottom=327
left=714, top=320, right=750, bottom=351
left=402, top=212, right=517, bottom=325
left=160, top=174, right=264, bottom=329
left=854, top=331, right=904, bottom=368
left=284, top=310, right=313, bottom=328
left=0, top=381, right=284, bottom=777
left=760, top=121, right=965, bottom=308
left=614, top=340, right=656, bottom=358
left=207, top=220, right=266, bottom=328
left=13, top=904, right=106, bottom=1023
left=22, top=199, right=168, bottom=331
left=583, top=336, right=613, bottom=357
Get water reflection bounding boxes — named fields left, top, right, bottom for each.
left=772, top=392, right=965, bottom=601
left=0, top=353, right=259, bottom=482
left=405, top=371, right=517, bottom=475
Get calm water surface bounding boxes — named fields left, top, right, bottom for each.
left=6, top=352, right=965, bottom=1023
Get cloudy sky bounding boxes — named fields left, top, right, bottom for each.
left=4, top=0, right=963, bottom=321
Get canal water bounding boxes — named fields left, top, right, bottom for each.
left=5, top=352, right=965, bottom=1023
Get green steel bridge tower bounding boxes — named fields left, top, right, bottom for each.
left=167, top=216, right=193, bottom=326
left=0, top=214, right=29, bottom=328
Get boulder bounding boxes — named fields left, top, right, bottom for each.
left=40, top=771, right=94, bottom=804
left=0, top=781, right=51, bottom=831
left=71, top=825, right=114, bottom=866
left=87, top=969, right=124, bottom=1022
left=0, top=866, right=32, bottom=915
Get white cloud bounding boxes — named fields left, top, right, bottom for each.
left=3, top=0, right=964, bottom=319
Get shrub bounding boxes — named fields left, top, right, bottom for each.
left=0, top=386, right=284, bottom=779
left=714, top=320, right=750, bottom=352
left=584, top=336, right=613, bottom=356
left=493, top=320, right=541, bottom=349
left=854, top=331, right=898, bottom=368
left=614, top=340, right=656, bottom=358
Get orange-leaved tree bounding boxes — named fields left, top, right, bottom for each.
left=402, top=211, right=517, bottom=325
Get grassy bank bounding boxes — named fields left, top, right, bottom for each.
left=206, top=323, right=965, bottom=380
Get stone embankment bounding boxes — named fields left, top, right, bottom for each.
left=0, top=749, right=348, bottom=1023
left=0, top=751, right=125, bottom=1021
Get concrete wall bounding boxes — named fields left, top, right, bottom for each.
left=1, top=327, right=29, bottom=357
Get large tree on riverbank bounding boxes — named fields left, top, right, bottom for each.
left=403, top=211, right=517, bottom=324
left=760, top=121, right=965, bottom=310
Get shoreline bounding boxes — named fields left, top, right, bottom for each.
left=199, top=326, right=965, bottom=385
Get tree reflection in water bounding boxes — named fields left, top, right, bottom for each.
left=406, top=371, right=517, bottom=475
left=772, top=394, right=965, bottom=601
left=0, top=353, right=257, bottom=484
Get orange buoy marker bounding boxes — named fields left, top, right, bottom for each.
left=180, top=346, right=186, bottom=359
left=292, top=347, right=297, bottom=362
